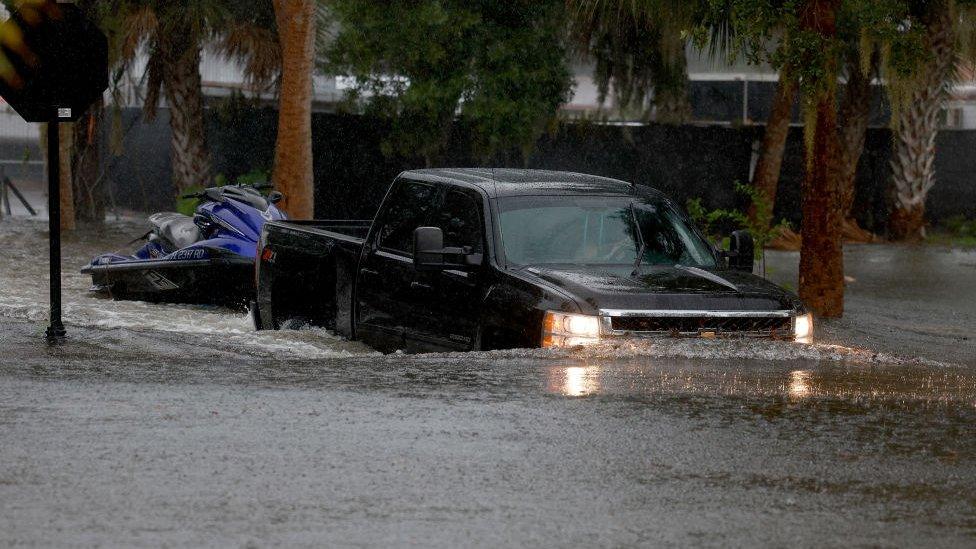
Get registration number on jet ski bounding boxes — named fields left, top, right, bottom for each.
left=169, top=249, right=207, bottom=260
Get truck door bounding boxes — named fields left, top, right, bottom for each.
left=356, top=180, right=437, bottom=352
left=407, top=188, right=486, bottom=352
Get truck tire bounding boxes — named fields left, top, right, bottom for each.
left=250, top=300, right=262, bottom=331
left=334, top=259, right=355, bottom=340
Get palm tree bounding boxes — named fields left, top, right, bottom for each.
left=113, top=2, right=215, bottom=197
left=837, top=46, right=879, bottom=239
left=567, top=0, right=801, bottom=231
left=270, top=0, right=316, bottom=219
left=797, top=0, right=845, bottom=318
left=70, top=97, right=106, bottom=223
left=108, top=0, right=279, bottom=199
left=748, top=71, right=797, bottom=229
left=566, top=0, right=696, bottom=123
left=888, top=1, right=956, bottom=240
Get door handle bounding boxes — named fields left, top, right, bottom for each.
left=410, top=281, right=432, bottom=291
left=361, top=268, right=380, bottom=277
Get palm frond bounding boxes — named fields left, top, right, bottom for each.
left=142, top=41, right=163, bottom=120
left=218, top=23, right=281, bottom=91
left=566, top=0, right=696, bottom=112
left=118, top=5, right=157, bottom=64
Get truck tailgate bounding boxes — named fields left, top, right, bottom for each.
left=254, top=220, right=368, bottom=330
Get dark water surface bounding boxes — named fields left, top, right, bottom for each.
left=2, top=219, right=975, bottom=546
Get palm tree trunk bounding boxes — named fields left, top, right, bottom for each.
left=837, top=49, right=877, bottom=221
left=749, top=71, right=797, bottom=227
left=57, top=123, right=76, bottom=231
left=160, top=35, right=212, bottom=197
left=798, top=0, right=844, bottom=318
left=889, top=4, right=954, bottom=241
left=72, top=98, right=106, bottom=224
left=272, top=0, right=316, bottom=219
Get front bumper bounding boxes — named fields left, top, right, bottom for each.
left=543, top=309, right=811, bottom=346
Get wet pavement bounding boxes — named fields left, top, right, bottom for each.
left=1, top=218, right=975, bottom=546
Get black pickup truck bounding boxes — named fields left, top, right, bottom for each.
left=253, top=169, right=812, bottom=353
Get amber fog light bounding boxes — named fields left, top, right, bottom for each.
left=542, top=311, right=601, bottom=347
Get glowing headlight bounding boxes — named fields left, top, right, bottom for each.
left=793, top=313, right=813, bottom=343
left=542, top=311, right=601, bottom=347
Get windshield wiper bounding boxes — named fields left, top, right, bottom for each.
left=630, top=203, right=647, bottom=277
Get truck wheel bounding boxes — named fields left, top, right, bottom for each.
left=250, top=300, right=262, bottom=331
left=473, top=324, right=488, bottom=352
left=334, top=260, right=355, bottom=340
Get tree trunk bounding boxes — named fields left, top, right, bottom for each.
left=749, top=71, right=797, bottom=227
left=889, top=4, right=954, bottom=241
left=272, top=0, right=316, bottom=219
left=58, top=123, right=76, bottom=231
left=798, top=0, right=844, bottom=318
left=837, top=49, right=877, bottom=221
left=72, top=98, right=106, bottom=224
left=155, top=29, right=212, bottom=198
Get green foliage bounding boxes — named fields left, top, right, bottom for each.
left=324, top=0, right=573, bottom=162
left=176, top=185, right=206, bottom=217
left=686, top=181, right=792, bottom=258
left=234, top=169, right=271, bottom=186
left=176, top=169, right=270, bottom=216
left=945, top=214, right=976, bottom=237
left=695, top=0, right=943, bottom=103
left=929, top=214, right=976, bottom=247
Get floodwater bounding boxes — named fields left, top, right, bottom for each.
left=2, top=217, right=975, bottom=546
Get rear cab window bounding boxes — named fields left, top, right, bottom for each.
left=433, top=189, right=484, bottom=253
left=374, top=180, right=437, bottom=254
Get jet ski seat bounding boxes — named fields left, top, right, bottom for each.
left=148, top=212, right=203, bottom=251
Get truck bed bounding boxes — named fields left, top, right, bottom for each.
left=262, top=219, right=371, bottom=245
left=254, top=219, right=371, bottom=332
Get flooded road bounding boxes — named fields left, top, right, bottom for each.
left=1, top=218, right=975, bottom=546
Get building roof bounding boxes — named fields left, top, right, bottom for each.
left=401, top=168, right=662, bottom=199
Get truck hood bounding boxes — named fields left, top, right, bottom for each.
left=524, top=264, right=804, bottom=314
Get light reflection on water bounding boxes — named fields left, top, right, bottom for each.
left=788, top=370, right=812, bottom=399
left=532, top=360, right=976, bottom=409
left=548, top=365, right=601, bottom=396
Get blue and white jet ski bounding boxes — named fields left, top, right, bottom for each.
left=82, top=184, right=287, bottom=308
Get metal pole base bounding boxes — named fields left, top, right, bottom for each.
left=45, top=320, right=66, bottom=343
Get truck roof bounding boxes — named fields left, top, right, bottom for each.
left=401, top=168, right=666, bottom=199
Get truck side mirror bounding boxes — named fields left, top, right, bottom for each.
left=414, top=226, right=444, bottom=268
left=728, top=230, right=755, bottom=273
left=413, top=227, right=480, bottom=271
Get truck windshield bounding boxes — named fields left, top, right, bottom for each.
left=497, top=196, right=716, bottom=268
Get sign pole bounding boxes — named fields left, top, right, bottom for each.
left=45, top=120, right=65, bottom=342
left=0, top=0, right=108, bottom=342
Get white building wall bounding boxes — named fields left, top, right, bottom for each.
left=0, top=103, right=38, bottom=141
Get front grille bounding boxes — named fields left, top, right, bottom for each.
left=610, top=315, right=792, bottom=337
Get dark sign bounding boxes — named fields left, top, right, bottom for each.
left=0, top=0, right=108, bottom=122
